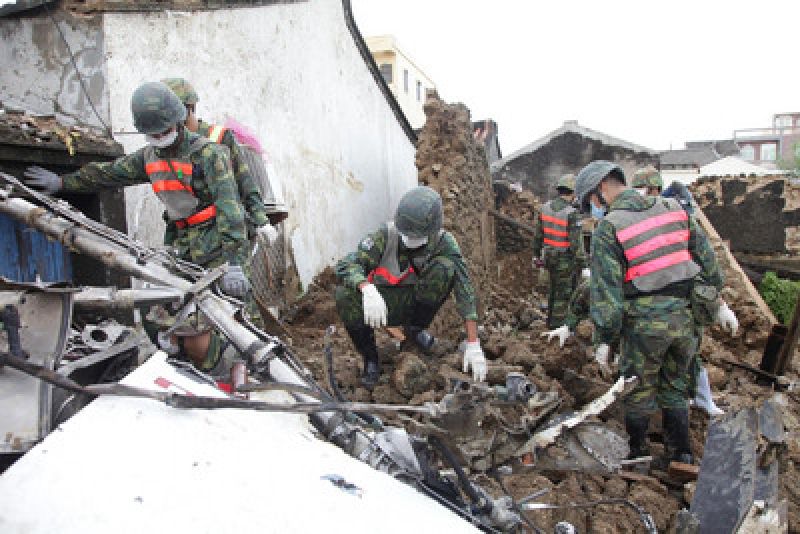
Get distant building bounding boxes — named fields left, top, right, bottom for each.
left=490, top=120, right=657, bottom=201
left=734, top=113, right=800, bottom=169
left=365, top=35, right=436, bottom=129
left=659, top=139, right=740, bottom=185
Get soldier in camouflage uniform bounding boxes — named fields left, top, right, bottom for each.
left=541, top=275, right=590, bottom=348
left=632, top=166, right=736, bottom=416
left=334, top=186, right=487, bottom=389
left=24, top=81, right=253, bottom=375
left=533, top=174, right=588, bottom=329
left=160, top=78, right=276, bottom=241
left=574, top=160, right=724, bottom=464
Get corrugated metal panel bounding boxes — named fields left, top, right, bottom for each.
left=0, top=213, right=72, bottom=283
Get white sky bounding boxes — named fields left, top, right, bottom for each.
left=351, top=0, right=800, bottom=155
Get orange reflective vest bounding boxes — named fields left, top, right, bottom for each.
left=143, top=138, right=217, bottom=228
left=539, top=201, right=575, bottom=251
left=606, top=197, right=701, bottom=293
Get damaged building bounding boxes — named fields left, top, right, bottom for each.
left=490, top=120, right=658, bottom=201
left=0, top=0, right=418, bottom=290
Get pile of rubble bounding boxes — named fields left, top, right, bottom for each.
left=280, top=97, right=800, bottom=531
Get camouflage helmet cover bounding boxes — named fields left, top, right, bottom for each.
left=161, top=77, right=199, bottom=106
left=394, top=185, right=443, bottom=239
left=131, top=81, right=187, bottom=134
left=632, top=165, right=663, bottom=189
left=556, top=173, right=576, bottom=193
left=574, top=160, right=625, bottom=212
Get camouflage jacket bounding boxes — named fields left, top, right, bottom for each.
left=335, top=223, right=479, bottom=321
left=590, top=189, right=723, bottom=345
left=533, top=196, right=587, bottom=268
left=197, top=120, right=270, bottom=228
left=61, top=128, right=248, bottom=267
left=564, top=278, right=590, bottom=330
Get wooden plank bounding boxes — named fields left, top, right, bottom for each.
left=488, top=209, right=537, bottom=234
left=694, top=206, right=777, bottom=325
left=668, top=461, right=699, bottom=482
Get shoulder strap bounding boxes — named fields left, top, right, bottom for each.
left=188, top=137, right=210, bottom=154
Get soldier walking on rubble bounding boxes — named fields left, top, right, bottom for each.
left=532, top=174, right=588, bottom=329
left=574, top=160, right=726, bottom=465
left=632, top=166, right=737, bottom=417
left=23, top=81, right=254, bottom=375
left=334, top=185, right=487, bottom=389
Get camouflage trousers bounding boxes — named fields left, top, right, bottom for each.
left=335, top=256, right=456, bottom=329
left=619, top=297, right=698, bottom=416
left=545, top=254, right=578, bottom=329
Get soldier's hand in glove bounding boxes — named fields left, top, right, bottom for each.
left=256, top=223, right=279, bottom=247
left=581, top=268, right=591, bottom=279
left=593, top=343, right=610, bottom=366
left=716, top=300, right=738, bottom=335
left=361, top=283, right=387, bottom=328
left=463, top=340, right=487, bottom=382
left=219, top=265, right=250, bottom=298
left=541, top=325, right=571, bottom=348
left=23, top=166, right=62, bottom=194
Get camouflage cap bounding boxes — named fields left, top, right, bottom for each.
left=632, top=166, right=663, bottom=189
left=394, top=185, right=443, bottom=239
left=130, top=81, right=187, bottom=134
left=161, top=77, right=199, bottom=106
left=574, top=160, right=625, bottom=212
left=556, top=173, right=576, bottom=193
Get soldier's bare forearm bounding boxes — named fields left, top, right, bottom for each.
left=465, top=320, right=478, bottom=343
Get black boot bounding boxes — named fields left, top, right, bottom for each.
left=625, top=413, right=651, bottom=459
left=345, top=325, right=380, bottom=390
left=403, top=300, right=440, bottom=353
left=662, top=407, right=694, bottom=464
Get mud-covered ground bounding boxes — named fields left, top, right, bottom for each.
left=280, top=233, right=800, bottom=533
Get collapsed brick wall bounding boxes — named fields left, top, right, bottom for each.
left=691, top=175, right=800, bottom=254
left=415, top=93, right=495, bottom=336
left=495, top=190, right=539, bottom=253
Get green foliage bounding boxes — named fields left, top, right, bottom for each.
left=760, top=271, right=800, bottom=324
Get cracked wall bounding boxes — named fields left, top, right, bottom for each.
left=692, top=176, right=800, bottom=254
left=0, top=10, right=109, bottom=130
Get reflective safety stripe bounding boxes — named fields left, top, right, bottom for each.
left=543, top=227, right=569, bottom=237
left=367, top=265, right=415, bottom=285
left=543, top=238, right=570, bottom=248
left=625, top=250, right=692, bottom=282
left=145, top=161, right=193, bottom=176
left=151, top=180, right=194, bottom=194
left=208, top=125, right=227, bottom=144
left=175, top=205, right=217, bottom=229
left=616, top=210, right=687, bottom=243
left=624, top=229, right=689, bottom=261
left=540, top=214, right=568, bottom=226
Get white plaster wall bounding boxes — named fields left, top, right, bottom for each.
left=0, top=11, right=109, bottom=129
left=102, top=0, right=418, bottom=287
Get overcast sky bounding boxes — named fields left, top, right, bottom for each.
left=351, top=0, right=800, bottom=156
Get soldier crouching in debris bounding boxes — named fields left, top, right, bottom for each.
left=334, top=185, right=487, bottom=390
left=574, top=160, right=724, bottom=466
left=22, top=81, right=256, bottom=376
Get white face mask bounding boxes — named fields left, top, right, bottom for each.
left=400, top=233, right=428, bottom=249
left=145, top=128, right=178, bottom=149
left=634, top=187, right=648, bottom=196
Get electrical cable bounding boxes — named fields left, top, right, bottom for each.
left=43, top=2, right=112, bottom=136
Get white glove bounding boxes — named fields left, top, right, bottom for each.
left=594, top=344, right=610, bottom=366
left=716, top=301, right=738, bottom=335
left=361, top=283, right=387, bottom=329
left=256, top=223, right=279, bottom=246
left=219, top=265, right=250, bottom=298
left=541, top=325, right=571, bottom=348
left=581, top=268, right=590, bottom=279
left=463, top=340, right=487, bottom=382
left=24, top=165, right=62, bottom=194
